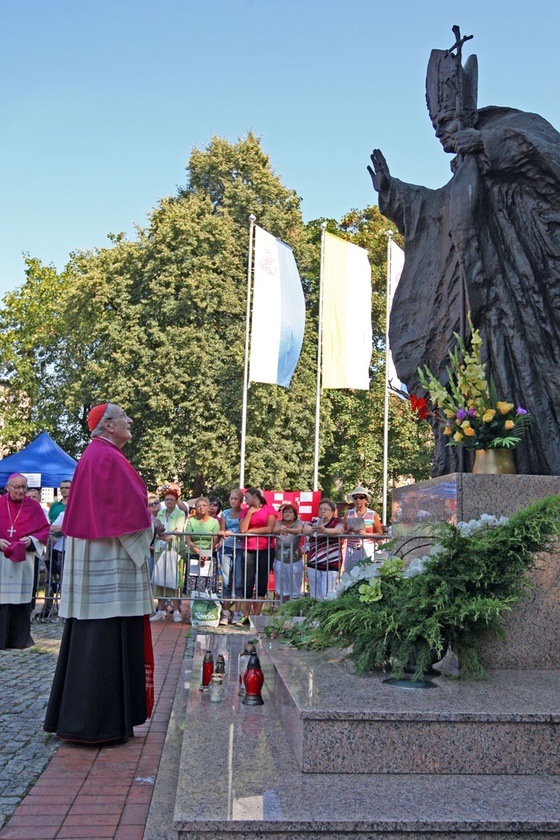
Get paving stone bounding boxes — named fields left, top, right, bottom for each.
left=0, top=621, right=63, bottom=830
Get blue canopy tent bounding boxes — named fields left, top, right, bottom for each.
left=0, top=432, right=77, bottom=488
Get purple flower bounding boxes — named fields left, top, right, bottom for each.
left=456, top=408, right=467, bottom=421
left=467, top=407, right=476, bottom=416
left=517, top=407, right=528, bottom=415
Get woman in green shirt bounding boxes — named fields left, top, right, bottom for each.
left=185, top=497, right=220, bottom=600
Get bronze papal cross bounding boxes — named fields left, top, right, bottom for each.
left=448, top=25, right=473, bottom=60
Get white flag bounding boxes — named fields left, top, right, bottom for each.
left=387, top=239, right=405, bottom=391
left=249, top=225, right=305, bottom=388
left=322, top=232, right=372, bottom=389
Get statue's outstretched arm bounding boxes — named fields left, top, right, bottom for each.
left=368, top=148, right=406, bottom=230
left=368, top=149, right=391, bottom=195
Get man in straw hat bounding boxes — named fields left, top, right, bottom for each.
left=45, top=403, right=155, bottom=745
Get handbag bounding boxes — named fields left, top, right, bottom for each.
left=188, top=548, right=213, bottom=577
left=190, top=591, right=221, bottom=627
left=151, top=546, right=179, bottom=591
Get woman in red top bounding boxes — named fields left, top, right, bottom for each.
left=238, top=487, right=277, bottom=626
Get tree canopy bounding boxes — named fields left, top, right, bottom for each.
left=0, top=132, right=432, bottom=509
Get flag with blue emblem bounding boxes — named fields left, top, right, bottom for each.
left=249, top=225, right=305, bottom=388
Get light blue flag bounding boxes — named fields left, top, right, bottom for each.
left=249, top=225, right=305, bottom=388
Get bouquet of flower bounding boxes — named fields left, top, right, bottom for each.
left=395, top=320, right=530, bottom=449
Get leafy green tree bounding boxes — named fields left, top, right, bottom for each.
left=0, top=133, right=319, bottom=494
left=0, top=136, right=432, bottom=506
left=0, top=258, right=66, bottom=451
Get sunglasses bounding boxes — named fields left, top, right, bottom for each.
left=149, top=501, right=160, bottom=507
left=352, top=495, right=367, bottom=500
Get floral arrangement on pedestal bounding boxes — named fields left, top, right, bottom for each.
left=394, top=319, right=530, bottom=450
left=265, top=495, right=560, bottom=679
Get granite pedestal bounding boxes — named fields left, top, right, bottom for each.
left=392, top=474, right=560, bottom=670
left=391, top=474, right=560, bottom=536
left=171, top=631, right=560, bottom=839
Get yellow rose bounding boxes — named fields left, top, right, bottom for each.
left=444, top=425, right=453, bottom=435
left=444, top=409, right=456, bottom=418
left=497, top=401, right=514, bottom=414
left=504, top=419, right=515, bottom=430
left=461, top=420, right=471, bottom=429
left=483, top=410, right=496, bottom=422
left=464, top=427, right=476, bottom=437
left=453, top=431, right=464, bottom=442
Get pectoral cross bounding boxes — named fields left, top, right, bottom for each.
left=8, top=526, right=16, bottom=537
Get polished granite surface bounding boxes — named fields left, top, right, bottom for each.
left=391, top=476, right=560, bottom=671
left=392, top=474, right=560, bottom=537
left=478, top=548, right=560, bottom=669
left=266, top=637, right=560, bottom=775
left=173, top=632, right=560, bottom=838
left=265, top=637, right=560, bottom=720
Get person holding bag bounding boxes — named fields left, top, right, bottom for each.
left=303, top=498, right=344, bottom=601
left=185, top=497, right=220, bottom=601
left=344, top=486, right=383, bottom=574
left=150, top=488, right=187, bottom=623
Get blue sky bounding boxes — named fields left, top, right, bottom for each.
left=1, top=0, right=559, bottom=299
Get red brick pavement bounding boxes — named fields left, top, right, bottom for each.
left=0, top=621, right=187, bottom=840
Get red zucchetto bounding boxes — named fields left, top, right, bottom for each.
left=87, top=403, right=108, bottom=432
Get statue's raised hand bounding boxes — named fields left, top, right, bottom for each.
left=368, top=149, right=391, bottom=194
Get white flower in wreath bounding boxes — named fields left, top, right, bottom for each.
left=457, top=513, right=509, bottom=537
left=403, top=556, right=429, bottom=578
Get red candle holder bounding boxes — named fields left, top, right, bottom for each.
left=242, top=652, right=264, bottom=705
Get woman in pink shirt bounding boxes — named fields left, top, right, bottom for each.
left=237, top=487, right=277, bottom=626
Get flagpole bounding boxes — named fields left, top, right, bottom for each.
left=240, top=214, right=256, bottom=488
left=313, top=222, right=328, bottom=491
left=382, top=230, right=394, bottom=525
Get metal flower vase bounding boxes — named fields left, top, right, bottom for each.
left=472, top=448, right=516, bottom=475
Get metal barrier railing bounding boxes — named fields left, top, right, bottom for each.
left=155, top=530, right=388, bottom=608
left=33, top=537, right=64, bottom=621
left=33, top=529, right=389, bottom=621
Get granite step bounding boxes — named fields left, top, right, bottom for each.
left=172, top=632, right=560, bottom=839
left=264, top=638, right=560, bottom=775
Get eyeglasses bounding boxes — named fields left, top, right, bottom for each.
left=352, top=495, right=367, bottom=500
left=8, top=483, right=26, bottom=490
left=149, top=501, right=160, bottom=507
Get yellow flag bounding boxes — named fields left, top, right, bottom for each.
left=322, top=232, right=372, bottom=389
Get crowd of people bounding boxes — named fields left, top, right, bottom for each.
left=0, top=402, right=385, bottom=746
left=0, top=473, right=386, bottom=644
left=144, top=483, right=385, bottom=625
